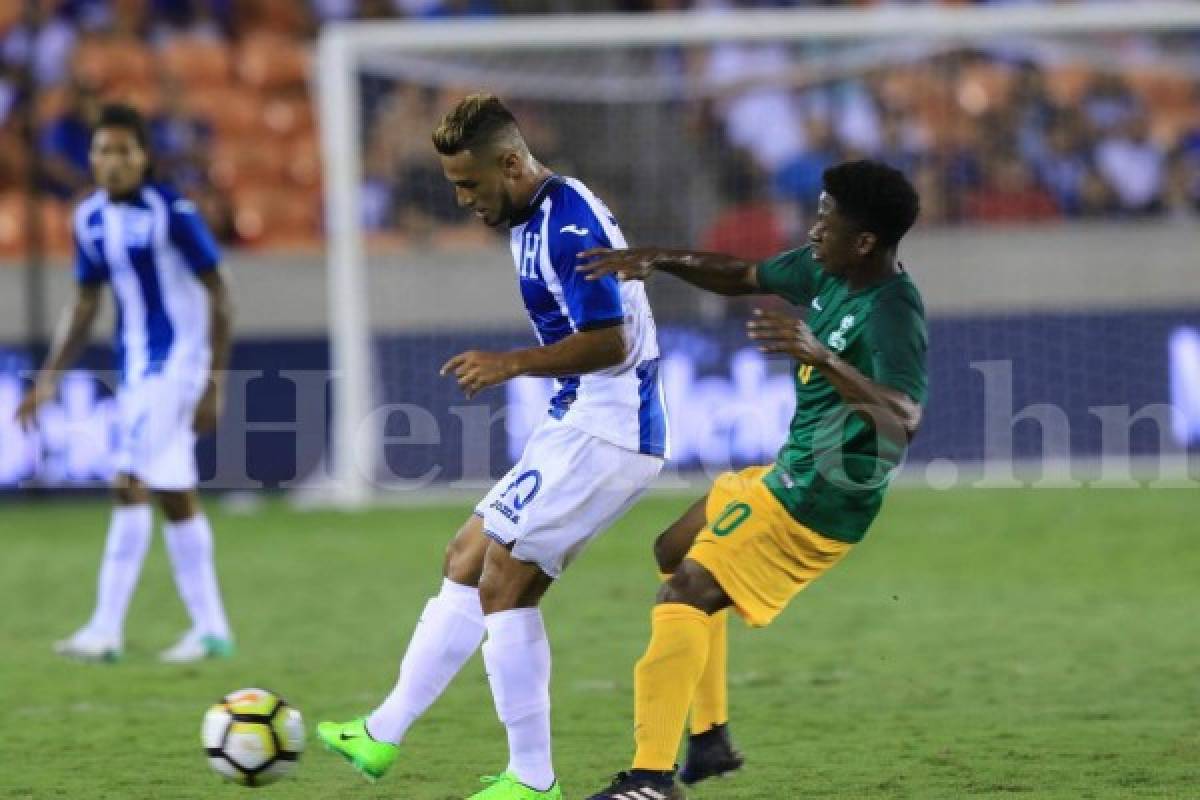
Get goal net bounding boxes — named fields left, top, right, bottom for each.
left=315, top=4, right=1200, bottom=506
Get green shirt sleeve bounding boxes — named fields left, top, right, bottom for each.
left=756, top=246, right=821, bottom=306
left=867, top=280, right=928, bottom=405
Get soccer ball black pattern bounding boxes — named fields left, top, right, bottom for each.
left=202, top=688, right=305, bottom=787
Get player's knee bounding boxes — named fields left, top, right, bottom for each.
left=443, top=533, right=484, bottom=587
left=652, top=533, right=682, bottom=574
left=478, top=574, right=520, bottom=614
left=657, top=563, right=727, bottom=613
left=156, top=490, right=198, bottom=522
left=112, top=476, right=149, bottom=506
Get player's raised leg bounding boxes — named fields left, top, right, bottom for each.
left=653, top=497, right=744, bottom=785
left=159, top=489, right=235, bottom=663
left=53, top=474, right=154, bottom=662
left=317, top=515, right=490, bottom=781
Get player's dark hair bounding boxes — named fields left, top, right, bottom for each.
left=822, top=160, right=920, bottom=248
left=94, top=103, right=150, bottom=151
left=432, top=93, right=522, bottom=156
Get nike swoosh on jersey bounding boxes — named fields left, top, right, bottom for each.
left=812, top=297, right=823, bottom=310
left=559, top=224, right=590, bottom=236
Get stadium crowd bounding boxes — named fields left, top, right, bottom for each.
left=1, top=0, right=1199, bottom=257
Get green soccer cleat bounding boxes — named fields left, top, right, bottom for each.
left=466, top=771, right=563, bottom=799
left=316, top=717, right=399, bottom=781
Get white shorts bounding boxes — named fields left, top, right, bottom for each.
left=475, top=419, right=663, bottom=578
left=114, top=372, right=205, bottom=491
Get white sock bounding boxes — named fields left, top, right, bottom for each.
left=86, top=505, right=153, bottom=640
left=163, top=514, right=232, bottom=640
left=367, top=579, right=485, bottom=744
left=482, top=608, right=555, bottom=792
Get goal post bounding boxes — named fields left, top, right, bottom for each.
left=316, top=3, right=1200, bottom=507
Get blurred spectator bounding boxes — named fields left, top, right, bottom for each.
left=393, top=0, right=497, bottom=16
left=0, top=63, right=19, bottom=128
left=1082, top=74, right=1139, bottom=136
left=1166, top=128, right=1200, bottom=216
left=774, top=116, right=840, bottom=208
left=705, top=42, right=805, bottom=174
left=1095, top=117, right=1166, bottom=214
left=39, top=80, right=101, bottom=199
left=1011, top=61, right=1057, bottom=164
left=151, top=80, right=212, bottom=194
left=1034, top=117, right=1093, bottom=216
left=148, top=0, right=229, bottom=41
left=1, top=0, right=78, bottom=87
left=963, top=157, right=1058, bottom=223
left=701, top=148, right=786, bottom=261
left=874, top=110, right=925, bottom=175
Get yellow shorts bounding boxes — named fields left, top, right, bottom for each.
left=687, top=466, right=852, bottom=628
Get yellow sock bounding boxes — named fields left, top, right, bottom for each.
left=690, top=608, right=730, bottom=735
left=633, top=603, right=712, bottom=771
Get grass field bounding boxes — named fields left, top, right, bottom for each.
left=1, top=488, right=1197, bottom=799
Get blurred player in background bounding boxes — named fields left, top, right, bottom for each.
left=318, top=94, right=669, bottom=800
left=17, top=104, right=236, bottom=665
left=578, top=161, right=926, bottom=800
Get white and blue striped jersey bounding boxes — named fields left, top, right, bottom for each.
left=508, top=175, right=669, bottom=458
left=73, top=183, right=220, bottom=384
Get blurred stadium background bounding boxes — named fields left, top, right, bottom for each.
left=0, top=0, right=1197, bottom=493
left=3, top=4, right=1200, bottom=799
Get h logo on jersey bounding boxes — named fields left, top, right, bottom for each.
left=520, top=232, right=541, bottom=280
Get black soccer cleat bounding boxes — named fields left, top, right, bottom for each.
left=586, top=769, right=687, bottom=800
left=679, top=723, right=744, bottom=785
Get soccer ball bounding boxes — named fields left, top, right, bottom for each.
left=202, top=688, right=305, bottom=787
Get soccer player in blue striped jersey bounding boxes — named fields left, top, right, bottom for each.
left=17, top=104, right=235, bottom=664
left=317, top=94, right=669, bottom=800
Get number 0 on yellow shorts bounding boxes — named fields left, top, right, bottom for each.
left=687, top=466, right=852, bottom=628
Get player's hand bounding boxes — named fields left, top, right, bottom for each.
left=193, top=377, right=225, bottom=433
left=440, top=350, right=520, bottom=399
left=577, top=247, right=657, bottom=282
left=746, top=309, right=831, bottom=366
left=15, top=381, right=55, bottom=432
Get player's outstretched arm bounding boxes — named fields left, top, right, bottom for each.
left=16, top=285, right=103, bottom=430
left=441, top=326, right=627, bottom=400
left=578, top=247, right=761, bottom=297
left=747, top=309, right=922, bottom=443
left=194, top=268, right=234, bottom=433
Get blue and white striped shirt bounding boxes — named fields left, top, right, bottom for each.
left=73, top=183, right=219, bottom=384
left=508, top=176, right=669, bottom=458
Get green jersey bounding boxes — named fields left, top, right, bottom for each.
left=756, top=246, right=928, bottom=543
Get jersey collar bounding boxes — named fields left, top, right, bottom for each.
left=509, top=174, right=562, bottom=228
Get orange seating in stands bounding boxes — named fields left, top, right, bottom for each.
left=236, top=0, right=312, bottom=37
left=104, top=81, right=162, bottom=116
left=0, top=133, right=28, bottom=188
left=186, top=87, right=262, bottom=137
left=230, top=187, right=320, bottom=248
left=208, top=138, right=289, bottom=191
left=0, top=4, right=20, bottom=31
left=286, top=134, right=321, bottom=188
left=0, top=196, right=71, bottom=258
left=237, top=34, right=310, bottom=92
left=1126, top=67, right=1195, bottom=113
left=1044, top=64, right=1092, bottom=106
left=35, top=86, right=70, bottom=127
left=72, top=38, right=156, bottom=89
left=261, top=92, right=314, bottom=138
left=160, top=38, right=234, bottom=88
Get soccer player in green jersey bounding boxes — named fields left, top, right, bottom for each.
left=578, top=160, right=927, bottom=799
